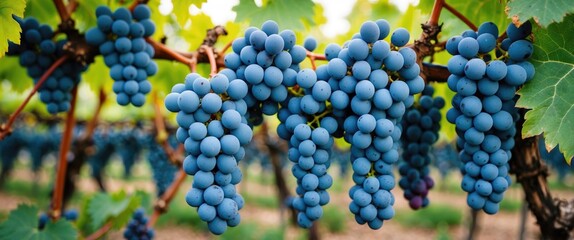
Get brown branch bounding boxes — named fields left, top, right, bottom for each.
left=148, top=168, right=187, bottom=227
left=220, top=40, right=233, bottom=54
left=151, top=92, right=182, bottom=165
left=128, top=0, right=148, bottom=11
left=146, top=38, right=193, bottom=68
left=422, top=63, right=449, bottom=83
left=50, top=86, right=78, bottom=220
left=510, top=110, right=574, bottom=239
left=443, top=2, right=477, bottom=31
left=85, top=222, right=113, bottom=240
left=0, top=55, right=69, bottom=140
left=53, top=0, right=71, bottom=22
left=306, top=51, right=326, bottom=61
left=428, top=0, right=445, bottom=26
left=66, top=0, right=78, bottom=13
left=202, top=46, right=218, bottom=76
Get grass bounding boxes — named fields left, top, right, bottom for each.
left=218, top=222, right=286, bottom=240
left=499, top=198, right=522, bottom=212
left=321, top=206, right=347, bottom=233
left=395, top=204, right=463, bottom=229
left=242, top=192, right=279, bottom=209
left=0, top=179, right=87, bottom=207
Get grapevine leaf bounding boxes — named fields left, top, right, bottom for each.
left=0, top=204, right=77, bottom=240
left=172, top=0, right=192, bottom=27
left=507, top=0, right=574, bottom=28
left=232, top=0, right=315, bottom=30
left=0, top=56, right=33, bottom=93
left=0, top=0, right=26, bottom=58
left=87, top=191, right=140, bottom=230
left=72, top=0, right=106, bottom=33
left=82, top=56, right=113, bottom=94
left=516, top=16, right=574, bottom=164
left=24, top=0, right=59, bottom=28
left=148, top=60, right=190, bottom=94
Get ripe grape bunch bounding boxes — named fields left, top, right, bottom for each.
left=399, top=85, right=445, bottom=209
left=224, top=20, right=308, bottom=126
left=165, top=73, right=251, bottom=235
left=123, top=209, right=154, bottom=240
left=86, top=5, right=157, bottom=106
left=319, top=20, right=423, bottom=229
left=445, top=21, right=535, bottom=214
left=8, top=17, right=87, bottom=114
left=145, top=135, right=178, bottom=197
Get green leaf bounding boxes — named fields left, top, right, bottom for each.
left=82, top=56, right=113, bottom=93
left=0, top=56, right=33, bottom=92
left=172, top=0, right=192, bottom=27
left=516, top=16, right=574, bottom=164
left=0, top=0, right=26, bottom=58
left=87, top=191, right=140, bottom=230
left=233, top=0, right=315, bottom=30
left=0, top=204, right=77, bottom=240
left=507, top=0, right=574, bottom=28
left=72, top=0, right=106, bottom=33
left=24, top=0, right=59, bottom=28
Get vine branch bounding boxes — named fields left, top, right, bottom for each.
left=53, top=0, right=71, bottom=22
left=147, top=168, right=187, bottom=227
left=0, top=55, right=69, bottom=140
left=443, top=2, right=477, bottom=31
left=428, top=0, right=445, bottom=26
left=50, top=86, right=78, bottom=220
left=85, top=222, right=113, bottom=240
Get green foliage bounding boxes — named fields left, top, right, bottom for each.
left=219, top=222, right=258, bottom=240
left=233, top=0, right=315, bottom=30
left=395, top=204, right=463, bottom=228
left=242, top=193, right=278, bottom=209
left=0, top=0, right=26, bottom=58
left=24, top=0, right=59, bottom=28
left=87, top=191, right=140, bottom=230
left=499, top=198, right=522, bottom=212
left=517, top=16, right=574, bottom=164
left=322, top=206, right=347, bottom=233
left=72, top=0, right=106, bottom=32
left=507, top=0, right=574, bottom=27
left=0, top=204, right=77, bottom=240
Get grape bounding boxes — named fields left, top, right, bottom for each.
left=391, top=28, right=409, bottom=47
left=85, top=5, right=156, bottom=106
left=11, top=17, right=87, bottom=114
left=360, top=21, right=380, bottom=43
left=304, top=36, right=317, bottom=52
left=447, top=21, right=534, bottom=214
left=123, top=209, right=154, bottom=240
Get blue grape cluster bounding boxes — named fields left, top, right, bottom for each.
left=8, top=17, right=87, bottom=114
left=85, top=5, right=157, bottom=106
left=165, top=73, right=251, bottom=235
left=398, top=85, right=444, bottom=209
left=123, top=209, right=154, bottom=240
left=88, top=128, right=116, bottom=180
left=445, top=21, right=535, bottom=214
left=224, top=20, right=307, bottom=125
left=144, top=134, right=178, bottom=196
left=115, top=127, right=145, bottom=177
left=323, top=20, right=423, bottom=229
left=38, top=209, right=78, bottom=229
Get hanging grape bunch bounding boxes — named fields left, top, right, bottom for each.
left=399, top=85, right=445, bottom=209
left=165, top=72, right=251, bottom=235
left=123, top=209, right=154, bottom=240
left=85, top=5, right=157, bottom=106
left=8, top=17, right=87, bottom=114
left=445, top=21, right=535, bottom=214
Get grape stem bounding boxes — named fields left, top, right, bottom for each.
left=82, top=88, right=106, bottom=141
left=443, top=2, right=477, bottom=31
left=50, top=85, right=79, bottom=220
left=146, top=38, right=194, bottom=70
left=202, top=45, right=219, bottom=77
left=85, top=222, right=113, bottom=240
left=0, top=55, right=69, bottom=140
left=151, top=91, right=182, bottom=166
left=427, top=0, right=445, bottom=26
left=147, top=168, right=187, bottom=227
left=53, top=0, right=71, bottom=22
left=129, top=0, right=149, bottom=11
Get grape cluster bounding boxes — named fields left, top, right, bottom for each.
left=115, top=127, right=144, bottom=177
left=224, top=20, right=306, bottom=125
left=445, top=21, right=535, bottom=214
left=123, top=209, right=154, bottom=240
left=398, top=85, right=444, bottom=209
left=88, top=128, right=115, bottom=181
left=144, top=135, right=177, bottom=196
left=85, top=5, right=157, bottom=106
left=38, top=209, right=78, bottom=229
left=165, top=73, right=251, bottom=235
left=324, top=20, right=423, bottom=229
left=0, top=129, right=27, bottom=179
left=8, top=17, right=87, bottom=114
